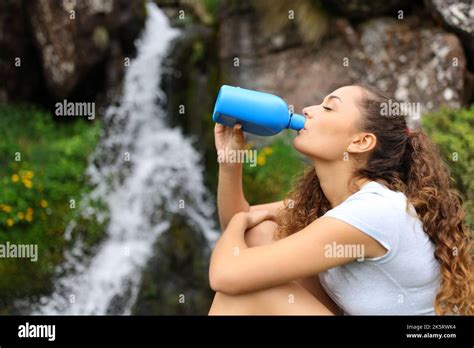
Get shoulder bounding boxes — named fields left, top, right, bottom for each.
left=325, top=182, right=404, bottom=221
left=322, top=181, right=405, bottom=262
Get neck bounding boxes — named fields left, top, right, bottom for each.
left=313, top=159, right=370, bottom=208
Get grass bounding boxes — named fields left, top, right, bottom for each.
left=0, top=103, right=103, bottom=308
left=243, top=133, right=306, bottom=205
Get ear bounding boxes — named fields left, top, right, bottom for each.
left=347, top=133, right=377, bottom=154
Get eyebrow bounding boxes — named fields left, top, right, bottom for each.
left=327, top=95, right=342, bottom=103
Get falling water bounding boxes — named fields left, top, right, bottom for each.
left=35, top=2, right=218, bottom=315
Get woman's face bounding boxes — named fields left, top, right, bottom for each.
left=293, top=85, right=369, bottom=161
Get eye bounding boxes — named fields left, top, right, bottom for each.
left=323, top=105, right=332, bottom=111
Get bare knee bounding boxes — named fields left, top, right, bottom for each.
left=209, top=291, right=259, bottom=315
left=250, top=281, right=335, bottom=315
left=244, top=220, right=278, bottom=247
left=209, top=282, right=335, bottom=316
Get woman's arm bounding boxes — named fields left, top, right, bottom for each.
left=209, top=210, right=387, bottom=295
left=215, top=123, right=285, bottom=230
left=244, top=219, right=342, bottom=314
left=215, top=123, right=249, bottom=230
left=218, top=166, right=286, bottom=231
left=217, top=163, right=250, bottom=231
left=249, top=200, right=285, bottom=213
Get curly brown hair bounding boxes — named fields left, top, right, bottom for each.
left=275, top=85, right=473, bottom=315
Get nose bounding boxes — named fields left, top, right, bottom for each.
left=302, top=108, right=311, bottom=119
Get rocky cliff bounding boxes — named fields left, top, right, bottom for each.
left=0, top=0, right=146, bottom=104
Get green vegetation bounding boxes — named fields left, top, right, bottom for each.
left=201, top=0, right=220, bottom=18
left=253, top=0, right=329, bottom=45
left=422, top=105, right=474, bottom=230
left=0, top=103, right=103, bottom=309
left=243, top=134, right=306, bottom=205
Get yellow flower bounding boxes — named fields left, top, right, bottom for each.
left=6, top=218, right=14, bottom=227
left=18, top=212, right=24, bottom=220
left=40, top=200, right=48, bottom=208
left=26, top=171, right=34, bottom=179
left=24, top=181, right=33, bottom=189
left=25, top=209, right=33, bottom=222
left=263, top=147, right=273, bottom=155
left=2, top=205, right=12, bottom=213
left=257, top=154, right=266, bottom=166
left=11, top=174, right=19, bottom=182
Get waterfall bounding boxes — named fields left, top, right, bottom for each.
left=35, top=2, right=218, bottom=315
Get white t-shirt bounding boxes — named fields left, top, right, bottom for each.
left=319, top=181, right=440, bottom=315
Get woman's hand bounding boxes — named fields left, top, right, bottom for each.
left=232, top=210, right=277, bottom=230
left=214, top=123, right=245, bottom=164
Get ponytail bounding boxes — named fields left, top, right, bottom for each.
left=405, top=131, right=473, bottom=315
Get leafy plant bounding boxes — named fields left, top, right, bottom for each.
left=0, top=103, right=103, bottom=306
left=422, top=105, right=474, bottom=230
left=243, top=134, right=305, bottom=205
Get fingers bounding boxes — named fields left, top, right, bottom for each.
left=215, top=122, right=245, bottom=151
left=262, top=210, right=277, bottom=223
left=214, top=123, right=225, bottom=132
left=215, top=122, right=242, bottom=134
left=214, top=123, right=242, bottom=133
left=246, top=210, right=277, bottom=229
left=265, top=210, right=278, bottom=221
left=233, top=123, right=244, bottom=144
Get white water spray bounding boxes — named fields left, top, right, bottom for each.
left=36, top=2, right=218, bottom=315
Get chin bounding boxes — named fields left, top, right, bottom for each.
left=292, top=134, right=302, bottom=150
left=292, top=136, right=312, bottom=156
left=293, top=136, right=328, bottom=160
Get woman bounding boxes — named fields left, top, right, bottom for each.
left=208, top=84, right=472, bottom=315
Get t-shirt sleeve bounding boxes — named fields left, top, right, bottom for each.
left=321, top=191, right=400, bottom=262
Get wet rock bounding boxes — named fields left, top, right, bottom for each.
left=217, top=1, right=259, bottom=89
left=352, top=17, right=467, bottom=111
left=159, top=21, right=221, bottom=194
left=217, top=0, right=330, bottom=89
left=26, top=0, right=145, bottom=99
left=424, top=0, right=474, bottom=70
left=251, top=0, right=329, bottom=52
left=131, top=215, right=214, bottom=315
left=0, top=0, right=146, bottom=102
left=164, top=0, right=214, bottom=25
left=321, top=0, right=413, bottom=19
left=0, top=1, right=44, bottom=103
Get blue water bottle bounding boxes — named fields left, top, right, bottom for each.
left=212, top=85, right=305, bottom=136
